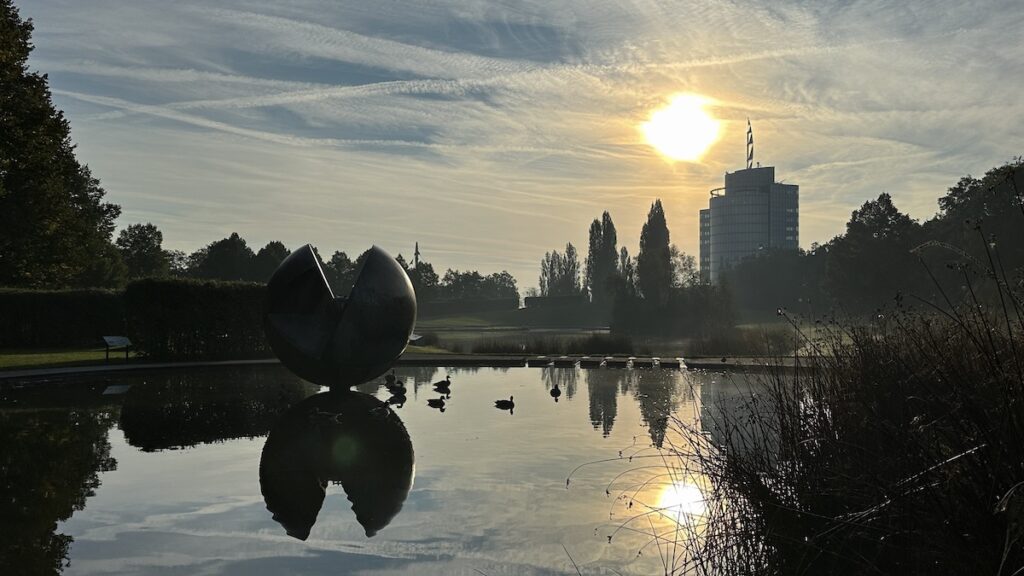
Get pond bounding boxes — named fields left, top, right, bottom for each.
left=0, top=365, right=758, bottom=575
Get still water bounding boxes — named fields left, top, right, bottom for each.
left=0, top=365, right=755, bottom=575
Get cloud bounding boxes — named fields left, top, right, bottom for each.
left=26, top=0, right=1024, bottom=287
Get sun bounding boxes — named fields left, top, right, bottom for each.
left=641, top=94, right=721, bottom=162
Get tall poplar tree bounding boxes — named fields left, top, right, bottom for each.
left=637, top=199, right=672, bottom=305
left=585, top=211, right=619, bottom=305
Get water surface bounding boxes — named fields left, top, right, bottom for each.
left=0, top=365, right=755, bottom=575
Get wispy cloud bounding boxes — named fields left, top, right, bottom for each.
left=26, top=0, right=1024, bottom=286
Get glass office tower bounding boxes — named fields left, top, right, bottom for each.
left=699, top=166, right=799, bottom=284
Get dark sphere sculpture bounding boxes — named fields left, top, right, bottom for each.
left=259, top=391, right=414, bottom=539
left=265, top=244, right=416, bottom=388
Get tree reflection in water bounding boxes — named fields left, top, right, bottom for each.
left=0, top=409, right=117, bottom=574
left=118, top=368, right=317, bottom=451
left=587, top=370, right=618, bottom=436
left=542, top=366, right=578, bottom=400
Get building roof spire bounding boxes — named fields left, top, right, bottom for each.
left=746, top=118, right=754, bottom=169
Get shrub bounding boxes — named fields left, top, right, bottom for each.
left=0, top=288, right=124, bottom=347
left=124, top=278, right=268, bottom=360
left=612, top=285, right=736, bottom=339
left=470, top=333, right=639, bottom=355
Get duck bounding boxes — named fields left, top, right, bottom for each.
left=385, top=370, right=397, bottom=386
left=550, top=384, right=562, bottom=402
left=427, top=397, right=446, bottom=412
left=432, top=374, right=452, bottom=393
left=494, top=396, right=514, bottom=412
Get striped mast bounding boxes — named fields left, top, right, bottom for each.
left=746, top=118, right=754, bottom=169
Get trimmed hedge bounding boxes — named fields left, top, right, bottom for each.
left=0, top=288, right=125, bottom=347
left=124, top=278, right=269, bottom=360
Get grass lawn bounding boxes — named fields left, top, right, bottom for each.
left=0, top=347, right=137, bottom=371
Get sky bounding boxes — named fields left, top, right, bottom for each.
left=24, top=0, right=1024, bottom=288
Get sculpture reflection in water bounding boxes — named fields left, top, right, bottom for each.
left=261, top=244, right=418, bottom=540
left=259, top=391, right=414, bottom=539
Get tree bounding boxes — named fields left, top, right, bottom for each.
left=824, top=193, right=922, bottom=312
left=845, top=192, right=916, bottom=241
left=669, top=244, right=699, bottom=288
left=539, top=243, right=583, bottom=297
left=482, top=271, right=519, bottom=301
left=188, top=233, right=255, bottom=281
left=250, top=241, right=289, bottom=283
left=116, top=223, right=169, bottom=279
left=927, top=160, right=1024, bottom=275
left=409, top=262, right=439, bottom=300
left=320, top=250, right=356, bottom=295
left=440, top=269, right=485, bottom=299
left=0, top=1, right=122, bottom=287
left=77, top=240, right=127, bottom=288
left=616, top=246, right=637, bottom=297
left=637, top=199, right=672, bottom=305
left=166, top=250, right=188, bottom=276
left=585, top=211, right=619, bottom=305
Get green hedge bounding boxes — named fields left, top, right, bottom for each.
left=124, top=278, right=269, bottom=360
left=0, top=288, right=125, bottom=347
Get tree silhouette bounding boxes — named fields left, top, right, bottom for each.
left=637, top=200, right=672, bottom=305
left=407, top=260, right=440, bottom=301
left=116, top=223, right=169, bottom=279
left=585, top=211, right=619, bottom=305
left=539, top=243, right=583, bottom=297
left=188, top=233, right=255, bottom=281
left=250, top=241, right=290, bottom=283
left=322, top=250, right=356, bottom=295
left=0, top=0, right=121, bottom=287
left=824, top=193, right=922, bottom=312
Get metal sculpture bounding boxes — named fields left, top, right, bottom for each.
left=265, top=244, right=416, bottom=388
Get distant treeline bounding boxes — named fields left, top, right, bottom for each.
left=0, top=10, right=518, bottom=304
left=0, top=222, right=521, bottom=304
left=535, top=200, right=731, bottom=338
left=725, top=160, right=1024, bottom=320
left=532, top=160, right=1024, bottom=334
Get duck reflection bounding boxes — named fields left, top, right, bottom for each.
left=385, top=391, right=407, bottom=408
left=259, top=390, right=414, bottom=540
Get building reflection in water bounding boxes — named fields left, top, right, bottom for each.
left=259, top=390, right=415, bottom=539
